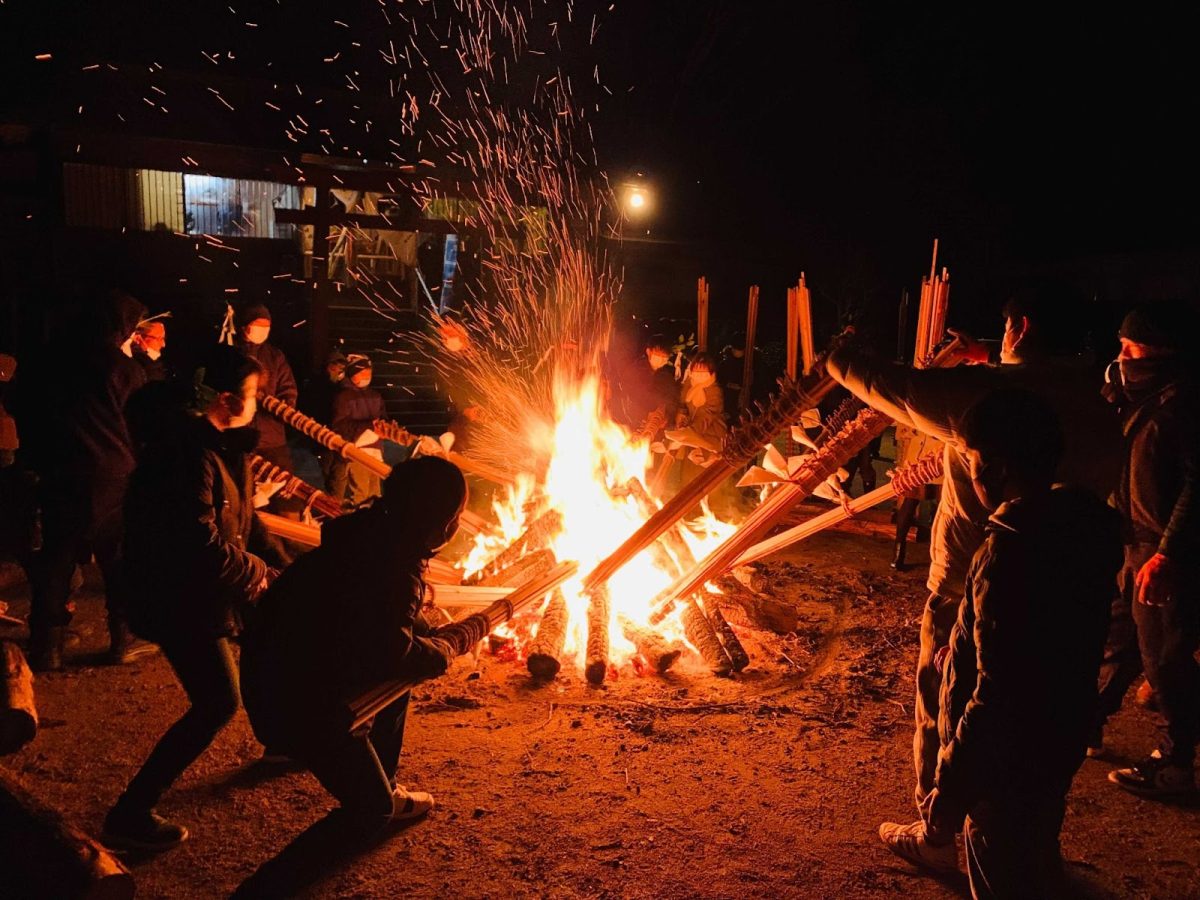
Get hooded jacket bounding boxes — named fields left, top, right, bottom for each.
left=240, top=503, right=454, bottom=741
left=827, top=346, right=1121, bottom=598
left=1111, top=377, right=1199, bottom=559
left=930, top=487, right=1122, bottom=827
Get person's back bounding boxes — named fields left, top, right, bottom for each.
left=940, top=485, right=1122, bottom=787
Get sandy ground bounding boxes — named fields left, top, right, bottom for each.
left=2, top=525, right=1198, bottom=899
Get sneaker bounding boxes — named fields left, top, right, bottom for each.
left=107, top=638, right=159, bottom=666
left=391, top=786, right=435, bottom=821
left=103, top=806, right=189, bottom=851
left=878, top=820, right=958, bottom=873
left=1108, top=756, right=1196, bottom=798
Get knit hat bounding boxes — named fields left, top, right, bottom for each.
left=1119, top=301, right=1196, bottom=352
left=236, top=302, right=272, bottom=328
left=326, top=348, right=348, bottom=367
left=344, top=353, right=372, bottom=378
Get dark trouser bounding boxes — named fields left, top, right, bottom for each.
left=962, top=795, right=1067, bottom=900
left=914, top=591, right=960, bottom=810
left=30, top=488, right=127, bottom=642
left=327, top=458, right=381, bottom=508
left=1094, top=556, right=1142, bottom=734
left=116, top=636, right=240, bottom=812
left=1131, top=547, right=1200, bottom=767
left=290, top=694, right=410, bottom=828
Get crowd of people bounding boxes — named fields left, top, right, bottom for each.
left=0, top=289, right=1197, bottom=899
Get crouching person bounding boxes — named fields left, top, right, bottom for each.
left=880, top=389, right=1122, bottom=899
left=241, top=456, right=484, bottom=834
left=104, top=346, right=271, bottom=850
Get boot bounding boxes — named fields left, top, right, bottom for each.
left=105, top=620, right=158, bottom=665
left=30, top=626, right=65, bottom=672
left=891, top=541, right=908, bottom=571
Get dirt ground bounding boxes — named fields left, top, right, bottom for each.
left=2, top=522, right=1198, bottom=899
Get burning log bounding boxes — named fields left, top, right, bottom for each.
left=525, top=589, right=569, bottom=679
left=249, top=453, right=343, bottom=519
left=681, top=602, right=732, bottom=676
left=1, top=642, right=36, bottom=756
left=474, top=547, right=556, bottom=590
left=465, top=510, right=562, bottom=585
left=584, top=586, right=611, bottom=685
left=620, top=616, right=682, bottom=674
left=622, top=478, right=750, bottom=672
left=348, top=561, right=579, bottom=732
left=0, top=768, right=134, bottom=900
left=701, top=600, right=750, bottom=672
left=582, top=359, right=840, bottom=595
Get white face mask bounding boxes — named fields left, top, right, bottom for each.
left=244, top=324, right=270, bottom=345
left=689, top=371, right=716, bottom=389
left=145, top=347, right=162, bottom=361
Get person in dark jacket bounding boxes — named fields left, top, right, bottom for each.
left=880, top=389, right=1122, bottom=899
left=327, top=354, right=387, bottom=507
left=241, top=457, right=476, bottom=832
left=234, top=302, right=298, bottom=470
left=17, top=290, right=150, bottom=669
left=300, top=348, right=347, bottom=427
left=829, top=296, right=1121, bottom=819
left=103, top=346, right=271, bottom=850
left=616, top=335, right=679, bottom=436
left=1101, top=302, right=1200, bottom=797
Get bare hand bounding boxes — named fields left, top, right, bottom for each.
left=945, top=328, right=991, bottom=365
left=1135, top=553, right=1177, bottom=607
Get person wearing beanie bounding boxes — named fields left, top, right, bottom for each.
left=1100, top=301, right=1200, bottom=798
left=328, top=353, right=387, bottom=507
left=241, top=457, right=474, bottom=834
left=233, top=301, right=298, bottom=470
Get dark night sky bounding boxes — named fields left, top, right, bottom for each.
left=3, top=1, right=1199, bottom=336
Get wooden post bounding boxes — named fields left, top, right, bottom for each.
left=786, top=285, right=799, bottom=381
left=797, top=273, right=814, bottom=376
left=696, top=277, right=710, bottom=352
left=739, top=285, right=760, bottom=411
left=584, top=586, right=611, bottom=685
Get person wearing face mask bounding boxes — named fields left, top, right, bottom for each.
left=103, top=345, right=273, bottom=850
left=240, top=457, right=474, bottom=833
left=131, top=317, right=169, bottom=382
left=827, top=291, right=1121, bottom=833
left=14, top=289, right=149, bottom=670
left=880, top=389, right=1122, bottom=898
left=327, top=354, right=387, bottom=507
left=233, top=302, right=298, bottom=471
left=1096, top=301, right=1200, bottom=798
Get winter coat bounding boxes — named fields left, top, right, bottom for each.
left=930, top=487, right=1122, bottom=828
left=682, top=381, right=727, bottom=447
left=331, top=383, right=386, bottom=443
left=15, top=292, right=147, bottom=523
left=241, top=504, right=454, bottom=741
left=236, top=340, right=297, bottom=451
left=1111, top=379, right=1200, bottom=560
left=122, top=416, right=268, bottom=641
left=827, top=347, right=1121, bottom=598
left=619, top=359, right=679, bottom=431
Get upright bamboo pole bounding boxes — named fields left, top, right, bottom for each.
left=786, top=285, right=799, bottom=381
left=739, top=285, right=760, bottom=412
left=798, top=273, right=815, bottom=376
left=697, top=277, right=710, bottom=352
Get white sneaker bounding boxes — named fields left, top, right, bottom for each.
left=879, top=820, right=958, bottom=873
left=392, top=786, right=435, bottom=821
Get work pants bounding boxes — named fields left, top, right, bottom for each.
left=117, top=636, right=241, bottom=812
left=914, top=591, right=960, bottom=810
left=1094, top=557, right=1141, bottom=735
left=1130, top=544, right=1200, bottom=766
left=962, top=794, right=1067, bottom=900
